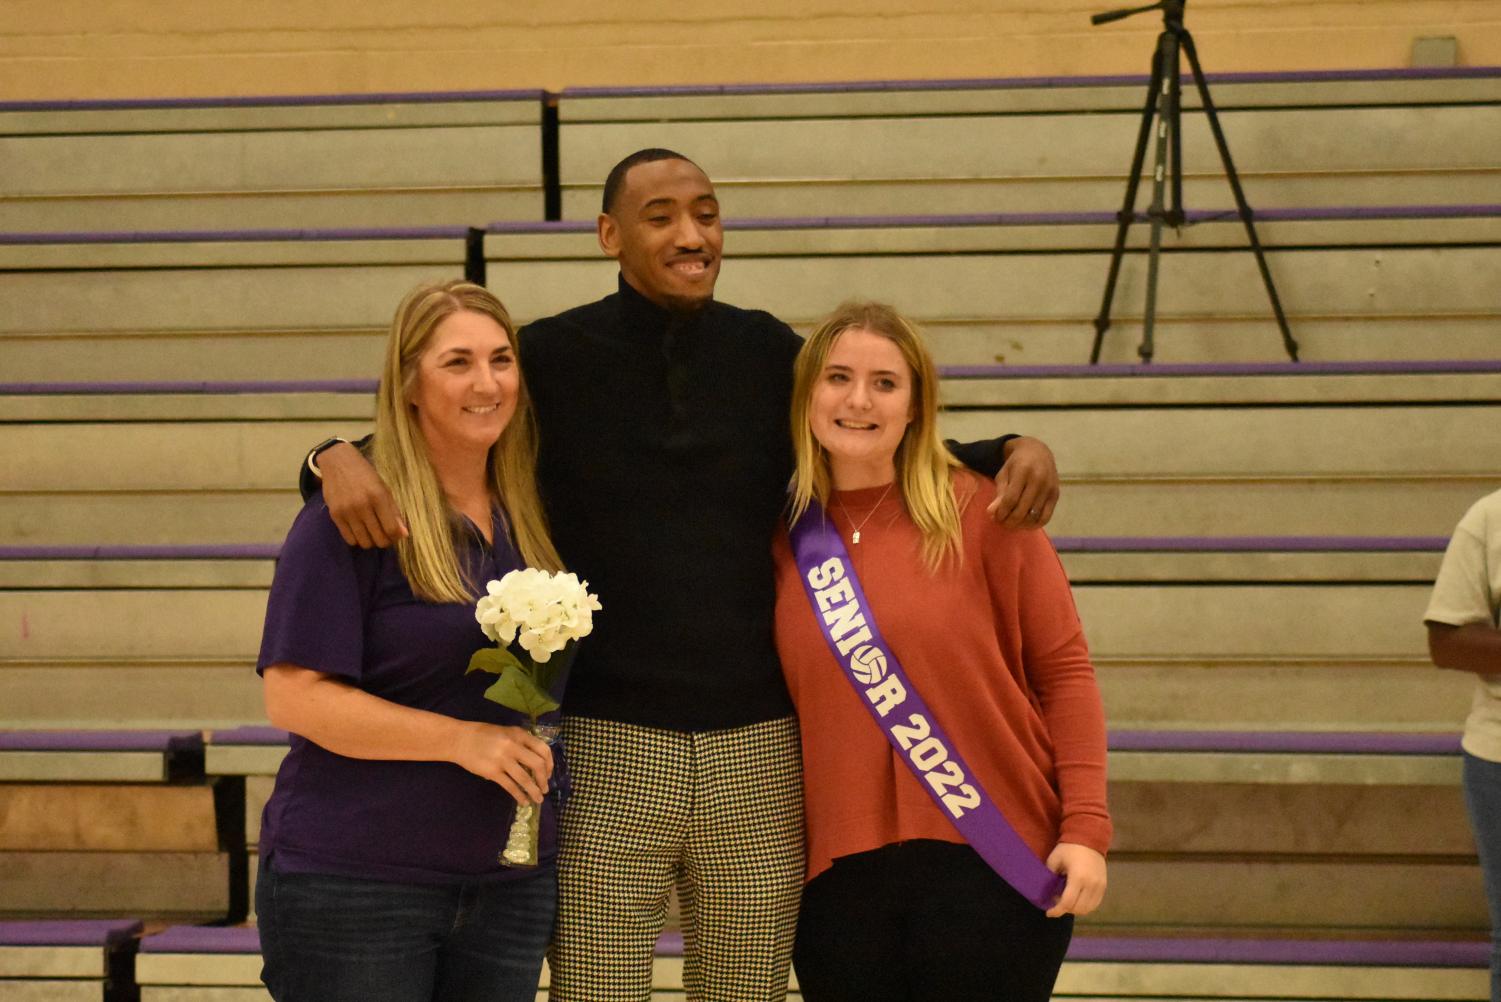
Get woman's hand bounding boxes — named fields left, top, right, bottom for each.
left=1045, top=842, right=1107, bottom=918
left=451, top=721, right=555, bottom=805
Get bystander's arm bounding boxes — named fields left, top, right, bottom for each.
left=1428, top=622, right=1501, bottom=676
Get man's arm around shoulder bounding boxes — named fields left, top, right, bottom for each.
left=300, top=437, right=406, bottom=549
left=948, top=435, right=1061, bottom=528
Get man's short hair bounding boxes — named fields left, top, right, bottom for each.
left=601, top=148, right=699, bottom=214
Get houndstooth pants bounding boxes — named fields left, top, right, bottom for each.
left=547, top=714, right=804, bottom=1002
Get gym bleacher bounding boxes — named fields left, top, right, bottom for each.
left=3, top=65, right=1499, bottom=1000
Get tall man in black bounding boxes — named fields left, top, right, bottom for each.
left=308, top=149, right=1061, bottom=1002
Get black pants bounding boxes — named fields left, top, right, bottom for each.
left=794, top=840, right=1073, bottom=1002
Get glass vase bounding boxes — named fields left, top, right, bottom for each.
left=499, top=722, right=560, bottom=867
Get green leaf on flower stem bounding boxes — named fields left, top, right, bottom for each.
left=467, top=646, right=524, bottom=677
left=483, top=670, right=561, bottom=720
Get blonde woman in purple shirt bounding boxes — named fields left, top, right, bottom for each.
left=255, top=280, right=564, bottom=1002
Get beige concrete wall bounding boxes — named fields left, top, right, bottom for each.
left=2, top=1, right=1496, bottom=102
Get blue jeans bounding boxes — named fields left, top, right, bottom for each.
left=1466, top=752, right=1501, bottom=1002
left=256, top=856, right=556, bottom=1002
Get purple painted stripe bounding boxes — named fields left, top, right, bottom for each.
left=565, top=76, right=1147, bottom=98
left=3, top=67, right=1494, bottom=114
left=562, top=66, right=1501, bottom=98
left=1254, top=204, right=1501, bottom=222
left=0, top=226, right=468, bottom=246
left=0, top=730, right=202, bottom=752
left=0, top=379, right=376, bottom=395
left=0, top=544, right=279, bottom=560
left=725, top=210, right=1116, bottom=229
left=5, top=359, right=1498, bottom=399
left=131, top=924, right=1488, bottom=966
left=1052, top=535, right=1447, bottom=553
left=7, top=203, right=1494, bottom=247
left=723, top=205, right=1501, bottom=230
left=484, top=220, right=595, bottom=234
left=941, top=359, right=1501, bottom=379
left=137, top=923, right=682, bottom=957
left=0, top=918, right=143, bottom=947
left=1109, top=730, right=1461, bottom=755
left=0, top=536, right=1448, bottom=562
left=209, top=726, right=290, bottom=746
left=0, top=221, right=580, bottom=245
left=1066, top=935, right=1489, bottom=967
left=0, top=90, right=545, bottom=113
left=140, top=925, right=261, bottom=954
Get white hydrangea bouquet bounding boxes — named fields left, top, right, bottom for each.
left=469, top=568, right=601, bottom=866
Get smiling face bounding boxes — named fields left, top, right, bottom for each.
left=809, top=326, right=915, bottom=488
left=408, top=309, right=519, bottom=459
left=598, top=157, right=723, bottom=312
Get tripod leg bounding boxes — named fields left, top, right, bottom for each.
left=1181, top=32, right=1300, bottom=362
left=1091, top=37, right=1168, bottom=364
left=1167, top=27, right=1185, bottom=228
left=1139, top=29, right=1180, bottom=364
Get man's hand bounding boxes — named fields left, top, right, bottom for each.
left=987, top=436, right=1060, bottom=528
left=1045, top=842, right=1107, bottom=918
left=317, top=442, right=407, bottom=549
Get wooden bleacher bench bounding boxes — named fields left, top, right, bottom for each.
left=940, top=358, right=1501, bottom=408
left=0, top=731, right=238, bottom=923
left=0, top=918, right=143, bottom=1002
left=136, top=925, right=263, bottom=1002
left=1104, top=730, right=1477, bottom=933
left=0, top=526, right=1472, bottom=733
left=1055, top=935, right=1491, bottom=1000
left=6, top=69, right=1495, bottom=231
left=1, top=208, right=1496, bottom=400
left=0, top=91, right=549, bottom=232
left=0, top=730, right=204, bottom=784
left=127, top=925, right=1493, bottom=1000
left=2, top=359, right=1495, bottom=546
left=133, top=926, right=696, bottom=1002
left=205, top=725, right=1467, bottom=779
left=199, top=725, right=1476, bottom=933
left=9, top=357, right=1501, bottom=414
left=558, top=68, right=1501, bottom=218
left=1108, top=728, right=1461, bottom=785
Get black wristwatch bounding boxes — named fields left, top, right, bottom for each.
left=306, top=437, right=351, bottom=478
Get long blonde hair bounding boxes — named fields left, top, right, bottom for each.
left=789, top=301, right=965, bottom=571
left=370, top=280, right=561, bottom=602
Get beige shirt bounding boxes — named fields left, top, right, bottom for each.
left=1425, top=487, right=1501, bottom=762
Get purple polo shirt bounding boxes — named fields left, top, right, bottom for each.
left=256, top=498, right=557, bottom=884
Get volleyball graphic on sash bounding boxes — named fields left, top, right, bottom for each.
left=849, top=645, right=888, bottom=684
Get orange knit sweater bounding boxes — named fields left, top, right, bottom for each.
left=772, top=471, right=1112, bottom=883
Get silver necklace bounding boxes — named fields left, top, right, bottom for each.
left=835, top=481, right=895, bottom=545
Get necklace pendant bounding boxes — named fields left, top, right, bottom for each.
left=851, top=530, right=861, bottom=544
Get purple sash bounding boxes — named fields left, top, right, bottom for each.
left=789, top=500, right=1066, bottom=910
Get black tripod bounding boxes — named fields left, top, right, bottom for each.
left=1088, top=0, right=1298, bottom=364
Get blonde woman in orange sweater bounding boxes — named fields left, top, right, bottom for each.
left=772, top=302, right=1111, bottom=1002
